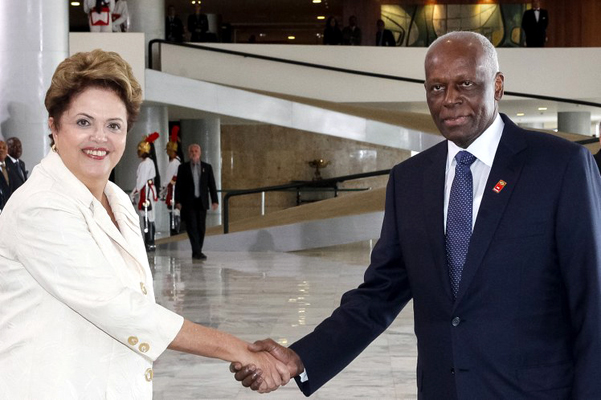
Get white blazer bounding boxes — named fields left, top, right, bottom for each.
left=0, top=151, right=184, bottom=399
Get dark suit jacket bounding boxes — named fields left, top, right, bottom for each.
left=165, top=15, right=184, bottom=42
left=290, top=114, right=601, bottom=399
left=7, top=158, right=26, bottom=190
left=0, top=160, right=19, bottom=209
left=376, top=29, right=395, bottom=46
left=187, top=13, right=209, bottom=42
left=174, top=161, right=218, bottom=211
left=521, top=8, right=548, bottom=47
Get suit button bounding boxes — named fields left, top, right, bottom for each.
left=145, top=368, right=153, bottom=382
left=451, top=368, right=455, bottom=374
left=140, top=282, right=148, bottom=295
left=451, top=317, right=461, bottom=326
left=139, top=343, right=150, bottom=353
left=128, top=336, right=139, bottom=345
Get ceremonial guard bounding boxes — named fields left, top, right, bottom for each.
left=83, top=0, right=115, bottom=32
left=111, top=0, right=129, bottom=32
left=130, top=132, right=160, bottom=251
left=163, top=126, right=182, bottom=235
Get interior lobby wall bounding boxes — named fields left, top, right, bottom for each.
left=220, top=124, right=411, bottom=222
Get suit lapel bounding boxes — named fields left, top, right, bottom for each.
left=422, top=142, right=454, bottom=301
left=454, top=116, right=528, bottom=306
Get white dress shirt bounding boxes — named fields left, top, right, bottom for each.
left=444, top=113, right=504, bottom=232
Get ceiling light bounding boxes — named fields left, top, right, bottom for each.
left=70, top=1, right=81, bottom=5
left=538, top=107, right=547, bottom=111
left=313, top=0, right=322, bottom=3
left=317, top=16, right=326, bottom=20
left=516, top=112, right=525, bottom=117
left=288, top=36, right=296, bottom=40
left=259, top=33, right=266, bottom=37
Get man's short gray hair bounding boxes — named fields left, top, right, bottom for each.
left=427, top=31, right=500, bottom=76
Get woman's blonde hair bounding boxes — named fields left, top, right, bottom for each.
left=45, top=49, right=143, bottom=143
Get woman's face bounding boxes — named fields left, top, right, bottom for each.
left=49, top=87, right=128, bottom=190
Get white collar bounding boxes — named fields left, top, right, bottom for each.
left=447, top=113, right=504, bottom=169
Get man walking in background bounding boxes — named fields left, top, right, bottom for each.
left=175, top=144, right=218, bottom=260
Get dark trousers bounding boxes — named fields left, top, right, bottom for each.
left=184, top=198, right=207, bottom=256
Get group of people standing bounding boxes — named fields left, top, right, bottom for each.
left=323, top=16, right=395, bottom=47
left=0, top=137, right=27, bottom=212
left=130, top=127, right=218, bottom=259
left=165, top=4, right=216, bottom=43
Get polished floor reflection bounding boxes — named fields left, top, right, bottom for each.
left=151, top=241, right=417, bottom=399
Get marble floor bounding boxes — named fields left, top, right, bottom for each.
left=150, top=240, right=417, bottom=400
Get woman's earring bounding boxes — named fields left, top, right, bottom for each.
left=51, top=143, right=57, bottom=153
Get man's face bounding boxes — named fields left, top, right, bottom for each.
left=0, top=141, right=8, bottom=161
left=7, top=138, right=22, bottom=159
left=189, top=145, right=201, bottom=164
left=532, top=0, right=541, bottom=9
left=168, top=6, right=175, bottom=17
left=424, top=39, right=504, bottom=149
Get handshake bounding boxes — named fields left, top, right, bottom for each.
left=229, top=339, right=304, bottom=393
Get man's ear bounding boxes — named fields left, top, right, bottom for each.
left=494, top=72, right=505, bottom=101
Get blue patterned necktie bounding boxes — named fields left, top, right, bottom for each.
left=446, top=151, right=477, bottom=298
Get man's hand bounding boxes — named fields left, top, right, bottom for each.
left=230, top=339, right=304, bottom=391
left=211, top=202, right=218, bottom=211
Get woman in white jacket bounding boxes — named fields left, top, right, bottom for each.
left=0, top=49, right=287, bottom=399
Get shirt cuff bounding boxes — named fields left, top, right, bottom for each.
left=298, top=369, right=309, bottom=383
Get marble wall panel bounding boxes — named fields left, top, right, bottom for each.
left=221, top=124, right=411, bottom=223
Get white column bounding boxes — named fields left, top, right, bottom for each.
left=127, top=0, right=165, bottom=67
left=558, top=111, right=592, bottom=136
left=0, top=0, right=68, bottom=168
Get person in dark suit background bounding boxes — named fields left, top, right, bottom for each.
left=175, top=144, right=218, bottom=260
left=341, top=15, right=362, bottom=46
left=231, top=31, right=601, bottom=399
left=165, top=4, right=184, bottom=42
left=0, top=140, right=19, bottom=211
left=375, top=19, right=395, bottom=47
left=521, top=0, right=548, bottom=47
left=323, top=16, right=342, bottom=45
left=6, top=137, right=27, bottom=191
left=187, top=4, right=209, bottom=42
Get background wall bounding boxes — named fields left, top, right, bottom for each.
left=220, top=124, right=411, bottom=222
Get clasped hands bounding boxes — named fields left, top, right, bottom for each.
left=231, top=339, right=304, bottom=393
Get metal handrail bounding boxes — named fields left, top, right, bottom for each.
left=222, top=169, right=391, bottom=233
left=148, top=39, right=601, bottom=109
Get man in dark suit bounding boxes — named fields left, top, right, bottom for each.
left=521, top=0, right=548, bottom=47
left=165, top=5, right=184, bottom=42
left=0, top=140, right=19, bottom=211
left=231, top=31, right=601, bottom=398
left=375, top=19, right=395, bottom=47
left=6, top=137, right=27, bottom=190
left=187, top=4, right=209, bottom=42
left=175, top=144, right=218, bottom=260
